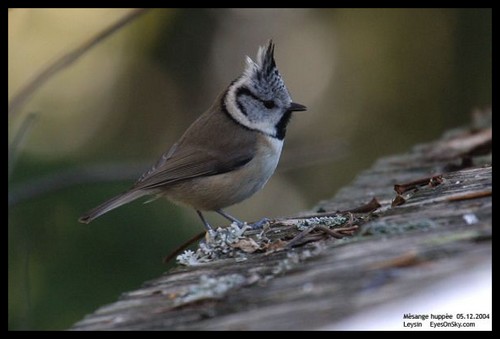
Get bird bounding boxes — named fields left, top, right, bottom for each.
left=79, top=40, right=306, bottom=230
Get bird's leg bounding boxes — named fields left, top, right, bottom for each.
left=216, top=209, right=243, bottom=226
left=216, top=209, right=269, bottom=229
left=196, top=210, right=213, bottom=231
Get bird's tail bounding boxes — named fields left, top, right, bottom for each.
left=78, top=190, right=147, bottom=224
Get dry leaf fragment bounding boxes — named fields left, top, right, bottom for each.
left=391, top=195, right=406, bottom=207
left=231, top=238, right=261, bottom=253
left=263, top=239, right=289, bottom=253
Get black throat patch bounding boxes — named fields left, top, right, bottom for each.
left=274, top=110, right=292, bottom=140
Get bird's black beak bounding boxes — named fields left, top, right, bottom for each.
left=289, top=102, right=307, bottom=112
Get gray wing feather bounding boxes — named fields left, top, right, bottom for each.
left=133, top=145, right=254, bottom=190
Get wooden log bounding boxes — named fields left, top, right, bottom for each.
left=71, top=112, right=491, bottom=330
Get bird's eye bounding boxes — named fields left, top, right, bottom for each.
left=263, top=100, right=275, bottom=109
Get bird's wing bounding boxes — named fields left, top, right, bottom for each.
left=133, top=143, right=255, bottom=190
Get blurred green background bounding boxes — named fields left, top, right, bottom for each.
left=8, top=8, right=491, bottom=330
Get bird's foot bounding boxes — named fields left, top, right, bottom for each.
left=229, top=218, right=271, bottom=230
left=214, top=209, right=270, bottom=230
left=230, top=218, right=270, bottom=230
left=246, top=217, right=270, bottom=229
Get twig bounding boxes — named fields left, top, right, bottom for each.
left=285, top=225, right=317, bottom=248
left=394, top=175, right=443, bottom=194
left=8, top=8, right=149, bottom=118
left=315, top=225, right=358, bottom=239
left=447, top=190, right=492, bottom=202
left=162, top=231, right=206, bottom=265
left=391, top=194, right=406, bottom=207
left=369, top=250, right=421, bottom=269
left=341, top=198, right=381, bottom=214
left=286, top=197, right=381, bottom=220
left=285, top=224, right=359, bottom=249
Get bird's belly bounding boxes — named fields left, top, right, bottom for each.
left=165, top=138, right=283, bottom=210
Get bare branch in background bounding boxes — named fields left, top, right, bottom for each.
left=8, top=141, right=348, bottom=207
left=8, top=112, right=38, bottom=178
left=8, top=163, right=148, bottom=207
left=8, top=8, right=149, bottom=118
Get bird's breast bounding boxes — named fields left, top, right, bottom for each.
left=165, top=135, right=283, bottom=211
left=252, top=135, right=283, bottom=182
